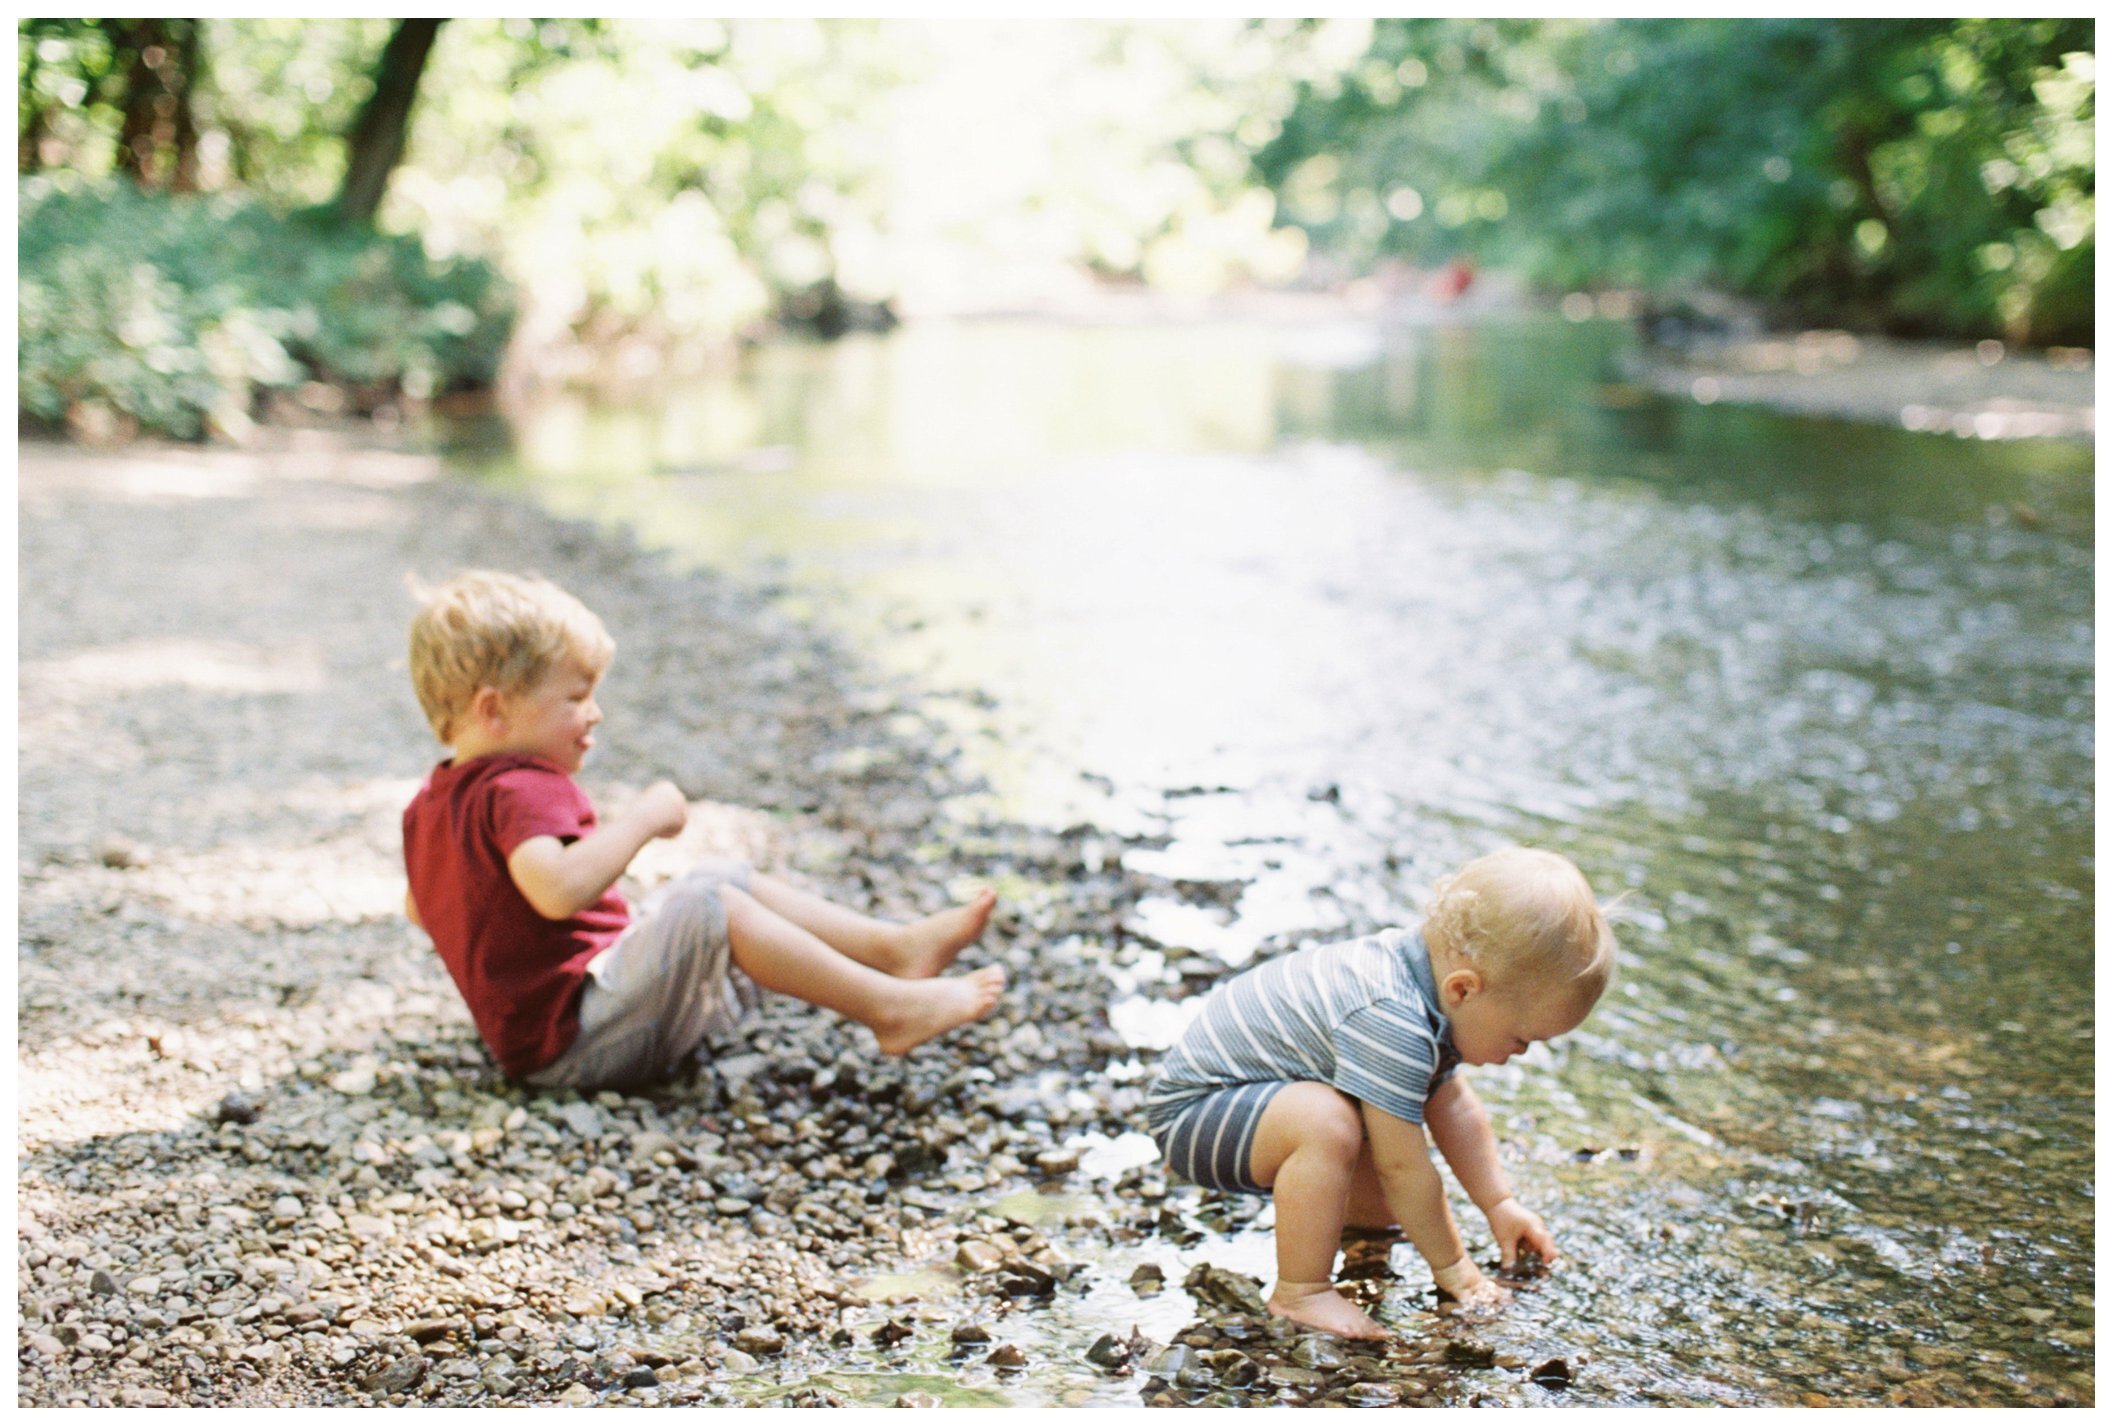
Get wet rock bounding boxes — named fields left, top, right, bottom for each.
left=895, top=1392, right=941, bottom=1407
left=1291, top=1337, right=1347, bottom=1371
left=1445, top=1339, right=1497, bottom=1368
left=1203, top=1348, right=1262, bottom=1387
left=987, top=1343, right=1029, bottom=1369
left=720, top=1349, right=760, bottom=1373
left=361, top=1357, right=428, bottom=1396
left=949, top=1322, right=993, bottom=1347
left=1085, top=1333, right=1132, bottom=1369
left=1531, top=1357, right=1573, bottom=1388
left=732, top=1327, right=785, bottom=1357
left=90, top=1269, right=118, bottom=1296
left=871, top=1318, right=915, bottom=1348
left=1129, top=1262, right=1166, bottom=1295
left=1182, top=1262, right=1267, bottom=1318
left=956, top=1240, right=1004, bottom=1273
left=623, top=1366, right=660, bottom=1388
left=212, top=1090, right=261, bottom=1125
left=405, top=1318, right=457, bottom=1344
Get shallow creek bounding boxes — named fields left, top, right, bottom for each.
left=443, top=314, right=2093, bottom=1405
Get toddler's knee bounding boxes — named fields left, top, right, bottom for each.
left=1292, top=1090, right=1366, bottom=1165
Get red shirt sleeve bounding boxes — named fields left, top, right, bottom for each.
left=484, top=764, right=596, bottom=858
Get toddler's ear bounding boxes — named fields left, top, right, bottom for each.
left=470, top=685, right=508, bottom=728
left=1441, top=966, right=1484, bottom=1006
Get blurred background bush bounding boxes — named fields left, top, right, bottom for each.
left=17, top=17, right=2093, bottom=439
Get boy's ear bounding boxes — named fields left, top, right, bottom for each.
left=470, top=685, right=508, bottom=729
left=1441, top=966, right=1483, bottom=1007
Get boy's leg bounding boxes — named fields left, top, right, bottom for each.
left=1247, top=1082, right=1389, bottom=1339
left=720, top=884, right=1004, bottom=1054
left=1344, top=1146, right=1399, bottom=1229
left=745, top=872, right=996, bottom=979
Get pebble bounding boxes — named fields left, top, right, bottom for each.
left=733, top=1328, right=786, bottom=1357
left=950, top=1322, right=993, bottom=1346
left=987, top=1344, right=1030, bottom=1369
left=956, top=1240, right=1004, bottom=1273
left=1531, top=1357, right=1573, bottom=1388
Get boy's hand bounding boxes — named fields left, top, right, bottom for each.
left=1486, top=1197, right=1559, bottom=1270
left=632, top=780, right=689, bottom=840
left=1432, top=1256, right=1511, bottom=1307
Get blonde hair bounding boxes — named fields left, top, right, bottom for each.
left=407, top=570, right=613, bottom=742
left=1423, top=846, right=1616, bottom=1009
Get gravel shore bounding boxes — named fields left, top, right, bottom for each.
left=17, top=433, right=1175, bottom=1407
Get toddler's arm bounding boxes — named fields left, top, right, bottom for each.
left=507, top=780, right=688, bottom=921
left=404, top=890, right=424, bottom=929
left=1361, top=1103, right=1508, bottom=1306
left=1425, top=1077, right=1560, bottom=1269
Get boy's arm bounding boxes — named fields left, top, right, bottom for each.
left=1424, top=1077, right=1511, bottom=1212
left=1425, top=1076, right=1560, bottom=1268
left=1361, top=1102, right=1507, bottom=1305
left=404, top=890, right=423, bottom=929
left=506, top=780, right=688, bottom=922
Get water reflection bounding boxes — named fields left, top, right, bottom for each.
left=445, top=315, right=2092, bottom=1405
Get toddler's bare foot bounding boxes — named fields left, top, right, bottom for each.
left=886, top=888, right=997, bottom=978
left=1267, top=1282, right=1388, bottom=1340
left=873, top=966, right=1006, bottom=1055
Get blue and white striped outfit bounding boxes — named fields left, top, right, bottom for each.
left=1145, top=926, right=1460, bottom=1193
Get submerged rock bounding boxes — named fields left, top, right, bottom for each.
left=987, top=1344, right=1030, bottom=1369
left=1531, top=1357, right=1573, bottom=1388
left=1182, top=1262, right=1267, bottom=1318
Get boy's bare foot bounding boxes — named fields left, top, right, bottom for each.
left=873, top=966, right=1006, bottom=1055
left=1267, top=1282, right=1389, bottom=1340
left=886, top=888, right=997, bottom=978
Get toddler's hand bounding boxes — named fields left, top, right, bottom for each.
left=1487, top=1197, right=1560, bottom=1271
left=1432, top=1256, right=1512, bottom=1308
left=634, top=780, right=690, bottom=840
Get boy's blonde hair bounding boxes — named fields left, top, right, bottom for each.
left=408, top=570, right=613, bottom=743
left=1423, top=846, right=1616, bottom=1010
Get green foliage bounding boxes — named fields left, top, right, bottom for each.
left=18, top=177, right=513, bottom=438
left=1256, top=18, right=2094, bottom=343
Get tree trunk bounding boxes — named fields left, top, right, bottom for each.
left=333, top=18, right=446, bottom=229
left=169, top=21, right=204, bottom=192
left=110, top=19, right=201, bottom=190
left=113, top=19, right=169, bottom=183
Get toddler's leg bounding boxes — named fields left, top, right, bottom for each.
left=746, top=872, right=996, bottom=979
left=1248, top=1082, right=1388, bottom=1339
left=720, top=884, right=1004, bottom=1054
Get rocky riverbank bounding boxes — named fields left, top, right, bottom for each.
left=14, top=433, right=1125, bottom=1406
left=28, top=433, right=1574, bottom=1408
left=1618, top=326, right=2093, bottom=441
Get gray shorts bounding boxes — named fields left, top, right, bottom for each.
left=1146, top=1080, right=1295, bottom=1195
left=525, top=858, right=757, bottom=1092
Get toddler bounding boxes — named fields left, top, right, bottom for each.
left=401, top=570, right=1006, bottom=1091
left=1146, top=846, right=1615, bottom=1339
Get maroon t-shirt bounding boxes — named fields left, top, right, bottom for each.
left=402, top=753, right=631, bottom=1078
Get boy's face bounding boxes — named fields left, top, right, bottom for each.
left=497, top=658, right=605, bottom=773
left=1441, top=969, right=1594, bottom=1067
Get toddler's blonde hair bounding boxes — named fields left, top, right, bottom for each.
left=1423, top=846, right=1616, bottom=1010
left=407, top=570, right=613, bottom=742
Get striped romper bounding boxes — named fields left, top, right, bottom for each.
left=1145, top=926, right=1461, bottom=1194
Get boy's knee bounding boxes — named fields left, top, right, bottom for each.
left=1281, top=1085, right=1365, bottom=1164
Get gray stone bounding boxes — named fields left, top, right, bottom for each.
left=361, top=1357, right=427, bottom=1396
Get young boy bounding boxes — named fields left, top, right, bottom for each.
left=402, top=570, right=1006, bottom=1092
left=1146, top=846, right=1615, bottom=1339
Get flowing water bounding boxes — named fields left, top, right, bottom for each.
left=442, top=314, right=2093, bottom=1405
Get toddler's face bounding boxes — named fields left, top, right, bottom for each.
left=501, top=658, right=605, bottom=773
left=1445, top=969, right=1594, bottom=1067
